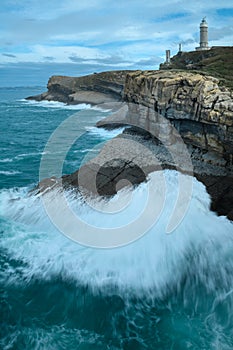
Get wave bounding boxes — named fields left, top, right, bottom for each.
left=0, top=86, right=44, bottom=90
left=19, top=99, right=112, bottom=112
left=15, top=151, right=51, bottom=160
left=0, top=170, right=232, bottom=299
left=0, top=170, right=21, bottom=175
left=15, top=152, right=42, bottom=159
left=10, top=151, right=62, bottom=161
left=0, top=158, right=13, bottom=163
left=19, top=99, right=111, bottom=112
left=73, top=148, right=96, bottom=153
left=86, top=126, right=127, bottom=139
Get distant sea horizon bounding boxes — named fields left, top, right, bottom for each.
left=0, top=63, right=86, bottom=88
left=0, top=63, right=141, bottom=88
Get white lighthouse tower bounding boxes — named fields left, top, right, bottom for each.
left=196, top=18, right=210, bottom=51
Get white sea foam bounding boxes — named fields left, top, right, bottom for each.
left=15, top=152, right=42, bottom=159
left=0, top=170, right=232, bottom=297
left=0, top=152, right=51, bottom=163
left=19, top=98, right=114, bottom=113
left=0, top=170, right=21, bottom=175
left=74, top=148, right=96, bottom=153
left=14, top=150, right=61, bottom=160
left=90, top=105, right=112, bottom=113
left=20, top=99, right=92, bottom=109
left=0, top=158, right=13, bottom=163
left=20, top=99, right=111, bottom=112
left=86, top=126, right=127, bottom=139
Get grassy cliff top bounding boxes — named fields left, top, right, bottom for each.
left=160, top=46, right=233, bottom=90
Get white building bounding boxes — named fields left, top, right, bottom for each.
left=196, top=18, right=210, bottom=51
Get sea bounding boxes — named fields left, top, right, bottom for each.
left=0, top=86, right=233, bottom=350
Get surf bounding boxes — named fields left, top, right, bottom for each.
left=0, top=170, right=232, bottom=300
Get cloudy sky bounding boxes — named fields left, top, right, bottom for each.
left=1, top=0, right=233, bottom=86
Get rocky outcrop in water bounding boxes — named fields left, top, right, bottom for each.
left=27, top=71, right=130, bottom=105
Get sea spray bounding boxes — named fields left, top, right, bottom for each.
left=1, top=170, right=232, bottom=300
left=20, top=99, right=112, bottom=112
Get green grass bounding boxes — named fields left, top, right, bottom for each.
left=162, top=46, right=233, bottom=91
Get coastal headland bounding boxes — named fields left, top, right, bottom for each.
left=28, top=47, right=233, bottom=220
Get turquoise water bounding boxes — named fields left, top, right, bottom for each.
left=1, top=87, right=233, bottom=349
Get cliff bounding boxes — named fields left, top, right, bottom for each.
left=27, top=70, right=130, bottom=105
left=30, top=66, right=233, bottom=220
left=123, top=70, right=233, bottom=165
left=28, top=68, right=233, bottom=162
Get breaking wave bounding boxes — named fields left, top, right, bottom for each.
left=0, top=170, right=232, bottom=298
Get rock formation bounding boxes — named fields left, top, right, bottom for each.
left=124, top=70, right=233, bottom=167
left=29, top=67, right=233, bottom=220
left=27, top=71, right=130, bottom=105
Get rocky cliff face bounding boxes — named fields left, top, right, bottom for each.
left=27, top=71, right=130, bottom=105
left=31, top=69, right=233, bottom=219
left=124, top=70, right=233, bottom=166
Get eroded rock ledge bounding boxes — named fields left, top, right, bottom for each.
left=28, top=69, right=233, bottom=161
left=124, top=70, right=233, bottom=163
left=27, top=71, right=130, bottom=105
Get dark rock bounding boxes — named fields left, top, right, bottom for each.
left=32, top=69, right=233, bottom=221
left=62, top=160, right=149, bottom=197
left=196, top=174, right=233, bottom=220
left=27, top=71, right=131, bottom=105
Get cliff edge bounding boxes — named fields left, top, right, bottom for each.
left=27, top=70, right=130, bottom=105
left=29, top=51, right=233, bottom=220
left=123, top=70, right=233, bottom=165
left=160, top=46, right=233, bottom=91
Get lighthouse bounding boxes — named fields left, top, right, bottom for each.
left=196, top=18, right=210, bottom=51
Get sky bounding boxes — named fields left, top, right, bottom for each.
left=0, top=0, right=233, bottom=87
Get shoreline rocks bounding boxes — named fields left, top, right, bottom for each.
left=27, top=71, right=130, bottom=105
left=29, top=69, right=233, bottom=220
left=124, top=70, right=233, bottom=164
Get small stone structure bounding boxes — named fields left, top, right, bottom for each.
left=165, top=50, right=171, bottom=64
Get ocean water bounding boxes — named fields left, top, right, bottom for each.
left=0, top=87, right=233, bottom=349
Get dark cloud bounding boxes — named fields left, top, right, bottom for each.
left=209, top=25, right=233, bottom=41
left=96, top=55, right=130, bottom=65
left=2, top=53, right=16, bottom=58
left=180, top=38, right=196, bottom=45
left=43, top=56, right=55, bottom=61
left=68, top=55, right=85, bottom=63
left=135, top=56, right=162, bottom=66
left=69, top=54, right=131, bottom=66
